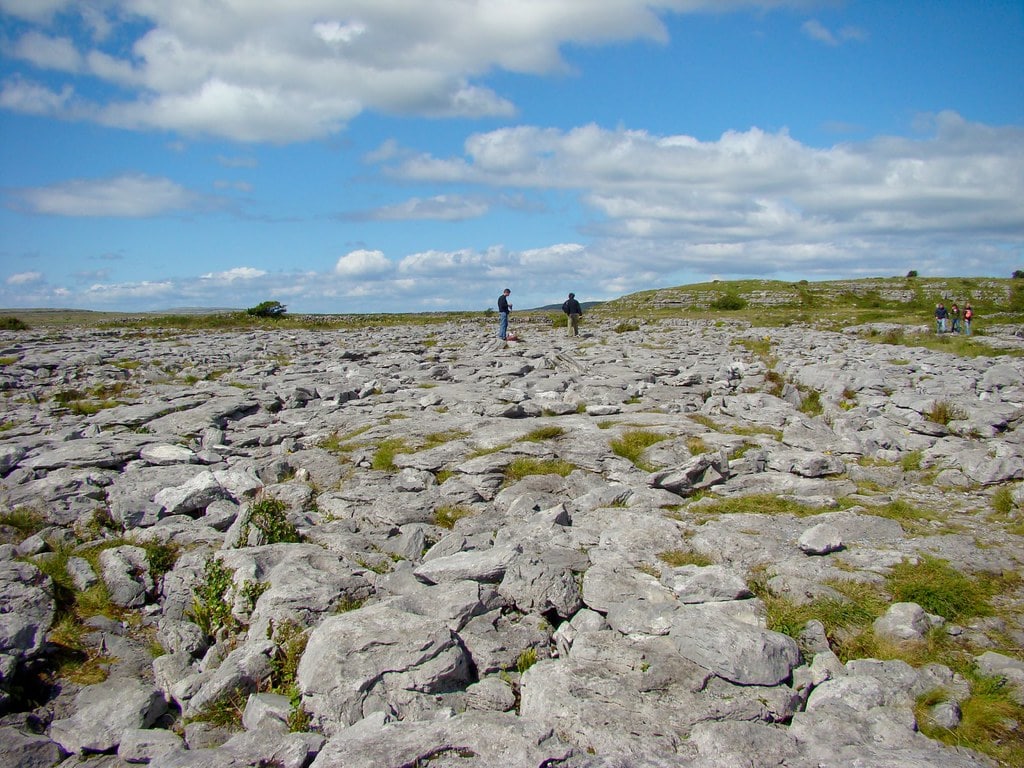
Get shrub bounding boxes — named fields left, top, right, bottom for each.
left=246, top=300, right=287, bottom=319
left=906, top=270, right=919, bottom=278
left=710, top=294, right=747, bottom=311
left=0, top=316, right=29, bottom=330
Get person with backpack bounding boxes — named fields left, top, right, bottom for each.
left=562, top=292, right=583, bottom=337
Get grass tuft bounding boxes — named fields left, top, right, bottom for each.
left=503, top=457, right=576, bottom=485
left=610, top=429, right=669, bottom=472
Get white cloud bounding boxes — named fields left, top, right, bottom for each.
left=357, top=195, right=490, bottom=222
left=83, top=280, right=175, bottom=300
left=6, top=271, right=43, bottom=285
left=335, top=249, right=393, bottom=277
left=802, top=19, right=868, bottom=46
left=389, top=114, right=1024, bottom=258
left=12, top=174, right=196, bottom=217
left=0, top=0, right=796, bottom=142
left=801, top=19, right=836, bottom=45
left=11, top=31, right=83, bottom=71
left=0, top=76, right=73, bottom=115
left=201, top=267, right=267, bottom=282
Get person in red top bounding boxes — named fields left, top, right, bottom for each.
left=962, top=304, right=974, bottom=335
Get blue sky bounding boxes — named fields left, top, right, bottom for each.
left=1, top=0, right=1022, bottom=314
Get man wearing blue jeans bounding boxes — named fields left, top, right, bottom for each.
left=497, top=288, right=511, bottom=340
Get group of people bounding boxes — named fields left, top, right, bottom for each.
left=496, top=288, right=583, bottom=341
left=933, top=302, right=974, bottom=335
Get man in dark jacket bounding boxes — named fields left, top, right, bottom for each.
left=562, top=292, right=583, bottom=337
left=498, top=288, right=511, bottom=340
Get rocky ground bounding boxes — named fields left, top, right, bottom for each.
left=1, top=315, right=1023, bottom=768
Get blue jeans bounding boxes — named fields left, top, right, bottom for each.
left=498, top=312, right=509, bottom=339
left=963, top=319, right=971, bottom=336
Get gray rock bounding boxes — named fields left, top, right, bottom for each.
left=0, top=725, right=63, bottom=768
left=99, top=545, right=154, bottom=608
left=296, top=602, right=472, bottom=735
left=873, top=602, right=944, bottom=642
left=797, top=522, right=843, bottom=555
left=670, top=603, right=801, bottom=686
left=49, top=678, right=167, bottom=754
left=117, top=727, right=184, bottom=763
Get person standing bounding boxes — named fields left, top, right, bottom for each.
left=934, top=303, right=948, bottom=333
left=950, top=303, right=961, bottom=334
left=562, top=292, right=583, bottom=337
left=963, top=303, right=974, bottom=335
left=497, top=288, right=511, bottom=340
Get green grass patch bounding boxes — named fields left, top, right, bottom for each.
left=521, top=425, right=565, bottom=442
left=610, top=429, right=670, bottom=472
left=799, top=388, right=823, bottom=417
left=503, top=457, right=576, bottom=485
left=657, top=549, right=713, bottom=567
left=918, top=673, right=1024, bottom=768
left=0, top=507, right=47, bottom=544
left=900, top=450, right=924, bottom=472
left=433, top=505, right=473, bottom=529
left=887, top=555, right=1003, bottom=623
left=693, top=493, right=827, bottom=517
left=371, top=438, right=410, bottom=471
left=686, top=436, right=710, bottom=455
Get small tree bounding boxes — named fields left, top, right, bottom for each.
left=906, top=270, right=918, bottom=278
left=1012, top=269, right=1024, bottom=279
left=247, top=301, right=287, bottom=319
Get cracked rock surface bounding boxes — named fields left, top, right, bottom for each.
left=0, top=317, right=1022, bottom=767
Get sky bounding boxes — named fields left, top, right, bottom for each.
left=0, top=1, right=1022, bottom=315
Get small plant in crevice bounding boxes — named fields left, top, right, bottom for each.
left=927, top=399, right=966, bottom=426
left=266, top=619, right=312, bottom=732
left=433, top=505, right=473, bottom=530
left=516, top=647, right=538, bottom=675
left=189, top=556, right=236, bottom=639
left=241, top=497, right=301, bottom=545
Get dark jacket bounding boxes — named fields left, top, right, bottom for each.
left=562, top=298, right=582, bottom=315
left=498, top=294, right=510, bottom=313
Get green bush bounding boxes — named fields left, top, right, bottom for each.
left=710, top=294, right=747, bottom=311
left=246, top=300, right=287, bottom=319
left=0, top=316, right=29, bottom=330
